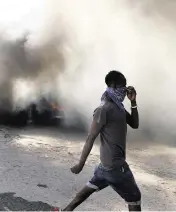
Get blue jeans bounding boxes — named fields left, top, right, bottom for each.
left=87, top=162, right=141, bottom=205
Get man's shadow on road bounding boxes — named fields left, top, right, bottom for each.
left=0, top=192, right=56, bottom=211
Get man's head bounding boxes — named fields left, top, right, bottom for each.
left=105, top=70, right=126, bottom=88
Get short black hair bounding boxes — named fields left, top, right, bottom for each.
left=105, top=70, right=126, bottom=87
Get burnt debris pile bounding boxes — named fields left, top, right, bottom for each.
left=0, top=102, right=63, bottom=127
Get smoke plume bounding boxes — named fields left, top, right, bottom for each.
left=0, top=0, right=176, bottom=143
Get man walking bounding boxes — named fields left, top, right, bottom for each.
left=63, top=70, right=141, bottom=211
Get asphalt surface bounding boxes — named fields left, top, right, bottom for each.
left=0, top=126, right=175, bottom=211
left=0, top=192, right=56, bottom=211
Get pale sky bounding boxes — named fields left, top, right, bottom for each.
left=0, top=0, right=45, bottom=36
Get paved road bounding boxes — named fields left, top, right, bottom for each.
left=0, top=127, right=175, bottom=211
left=0, top=192, right=56, bottom=211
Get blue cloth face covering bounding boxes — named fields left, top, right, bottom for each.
left=101, top=87, right=126, bottom=111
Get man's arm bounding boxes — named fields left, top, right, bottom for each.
left=78, top=120, right=102, bottom=167
left=71, top=107, right=106, bottom=174
left=126, top=86, right=139, bottom=129
left=126, top=100, right=139, bottom=129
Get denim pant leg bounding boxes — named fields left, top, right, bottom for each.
left=87, top=165, right=109, bottom=191
left=104, top=163, right=141, bottom=205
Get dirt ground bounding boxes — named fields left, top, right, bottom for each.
left=0, top=126, right=175, bottom=211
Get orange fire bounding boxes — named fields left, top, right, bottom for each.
left=50, top=102, right=63, bottom=111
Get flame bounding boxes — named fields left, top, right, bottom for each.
left=50, top=102, right=63, bottom=111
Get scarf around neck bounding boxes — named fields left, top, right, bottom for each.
left=101, top=87, right=126, bottom=111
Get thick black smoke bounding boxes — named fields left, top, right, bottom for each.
left=0, top=32, right=66, bottom=111
left=0, top=0, right=176, bottom=144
